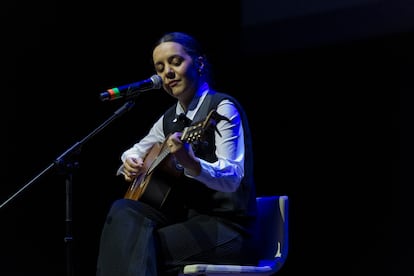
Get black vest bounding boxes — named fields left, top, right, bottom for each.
left=162, top=91, right=257, bottom=223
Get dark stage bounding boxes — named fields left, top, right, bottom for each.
left=4, top=1, right=407, bottom=275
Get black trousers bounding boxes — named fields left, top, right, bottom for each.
left=96, top=199, right=258, bottom=276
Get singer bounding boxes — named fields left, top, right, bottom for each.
left=96, top=32, right=259, bottom=276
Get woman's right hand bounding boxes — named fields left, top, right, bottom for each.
left=123, top=157, right=144, bottom=182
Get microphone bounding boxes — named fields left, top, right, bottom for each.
left=100, top=74, right=162, bottom=101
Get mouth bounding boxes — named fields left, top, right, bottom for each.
left=168, top=80, right=178, bottom=88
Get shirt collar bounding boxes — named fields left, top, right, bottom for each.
left=175, top=82, right=209, bottom=120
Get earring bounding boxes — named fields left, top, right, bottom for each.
left=198, top=64, right=204, bottom=75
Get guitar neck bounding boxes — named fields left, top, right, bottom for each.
left=147, top=146, right=170, bottom=175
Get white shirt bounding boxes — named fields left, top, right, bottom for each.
left=118, top=83, right=245, bottom=192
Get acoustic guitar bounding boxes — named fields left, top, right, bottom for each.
left=124, top=109, right=228, bottom=212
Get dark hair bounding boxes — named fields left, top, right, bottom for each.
left=153, top=32, right=212, bottom=84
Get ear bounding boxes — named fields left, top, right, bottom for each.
left=197, top=56, right=205, bottom=73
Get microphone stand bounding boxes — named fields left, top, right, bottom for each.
left=1, top=100, right=136, bottom=276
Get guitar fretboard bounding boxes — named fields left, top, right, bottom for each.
left=147, top=147, right=169, bottom=175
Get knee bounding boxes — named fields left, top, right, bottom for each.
left=105, top=199, right=133, bottom=223
left=110, top=198, right=130, bottom=211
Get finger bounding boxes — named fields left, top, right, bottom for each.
left=124, top=174, right=133, bottom=182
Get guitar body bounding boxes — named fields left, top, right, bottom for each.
left=122, top=109, right=228, bottom=217
left=124, top=142, right=184, bottom=214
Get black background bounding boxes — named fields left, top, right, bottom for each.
left=3, top=1, right=408, bottom=275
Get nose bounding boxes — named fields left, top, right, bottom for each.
left=165, top=67, right=175, bottom=79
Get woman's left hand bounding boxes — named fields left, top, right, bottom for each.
left=166, top=132, right=201, bottom=176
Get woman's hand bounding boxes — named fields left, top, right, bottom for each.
left=167, top=132, right=201, bottom=176
left=123, top=157, right=144, bottom=182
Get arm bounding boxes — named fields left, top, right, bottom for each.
left=116, top=115, right=166, bottom=181
left=168, top=99, right=245, bottom=192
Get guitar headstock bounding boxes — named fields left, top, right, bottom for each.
left=181, top=109, right=230, bottom=143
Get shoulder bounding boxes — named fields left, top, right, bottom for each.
left=208, top=90, right=240, bottom=107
